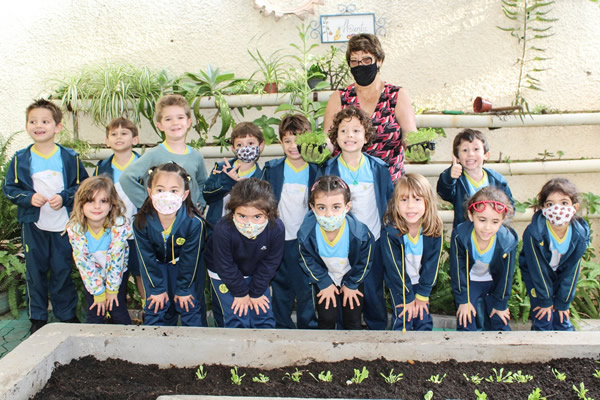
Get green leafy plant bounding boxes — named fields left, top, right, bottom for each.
left=195, top=365, right=207, bottom=380
left=552, top=368, right=566, bottom=381
left=316, top=45, right=351, bottom=90
left=424, top=390, right=434, bottom=400
left=498, top=0, right=557, bottom=115
left=252, top=115, right=281, bottom=145
left=283, top=368, right=303, bottom=382
left=514, top=197, right=538, bottom=213
left=347, top=366, right=369, bottom=385
left=573, top=382, right=594, bottom=400
left=380, top=368, right=404, bottom=384
left=426, top=373, right=446, bottom=384
left=295, top=130, right=328, bottom=147
left=528, top=388, right=547, bottom=400
left=475, top=389, right=488, bottom=400
left=512, top=370, right=534, bottom=383
left=252, top=373, right=270, bottom=383
left=230, top=366, right=246, bottom=386
left=485, top=368, right=514, bottom=383
left=404, top=128, right=446, bottom=163
left=308, top=370, right=333, bottom=382
left=463, top=373, right=484, bottom=385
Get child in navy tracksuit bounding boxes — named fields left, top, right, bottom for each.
left=204, top=178, right=284, bottom=328
left=3, top=99, right=88, bottom=334
left=133, top=162, right=207, bottom=326
left=450, top=186, right=518, bottom=331
left=322, top=106, right=393, bottom=330
left=382, top=173, right=444, bottom=331
left=262, top=114, right=318, bottom=329
left=519, top=178, right=590, bottom=331
left=298, top=176, right=373, bottom=330
left=437, top=129, right=513, bottom=228
left=94, top=117, right=145, bottom=306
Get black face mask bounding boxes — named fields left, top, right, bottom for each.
left=350, top=63, right=378, bottom=87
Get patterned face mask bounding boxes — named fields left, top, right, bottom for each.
left=542, top=204, right=576, bottom=226
left=233, top=218, right=268, bottom=239
left=235, top=145, right=260, bottom=163
left=315, top=211, right=346, bottom=232
left=151, top=192, right=183, bottom=215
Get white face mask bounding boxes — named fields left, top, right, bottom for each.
left=542, top=204, right=576, bottom=226
left=151, top=192, right=183, bottom=215
left=233, top=218, right=268, bottom=239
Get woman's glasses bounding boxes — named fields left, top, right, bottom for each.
left=349, top=56, right=374, bottom=67
left=468, top=200, right=508, bottom=214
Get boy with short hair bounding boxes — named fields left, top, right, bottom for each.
left=95, top=117, right=144, bottom=304
left=3, top=99, right=89, bottom=333
left=119, top=94, right=208, bottom=209
left=261, top=114, right=318, bottom=329
left=203, top=121, right=264, bottom=327
left=437, top=129, right=514, bottom=228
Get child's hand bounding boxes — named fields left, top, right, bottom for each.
left=90, top=300, right=107, bottom=317
left=106, top=293, right=119, bottom=311
left=31, top=193, right=47, bottom=207
left=174, top=294, right=195, bottom=312
left=341, top=285, right=363, bottom=310
left=490, top=307, right=510, bottom=325
left=396, top=300, right=415, bottom=321
left=533, top=305, right=553, bottom=322
left=456, top=302, right=476, bottom=328
left=557, top=309, right=570, bottom=323
left=214, top=158, right=241, bottom=181
left=317, top=284, right=339, bottom=310
left=232, top=295, right=251, bottom=317
left=414, top=298, right=430, bottom=320
left=147, top=292, right=169, bottom=314
left=48, top=194, right=63, bottom=210
left=450, top=155, right=463, bottom=179
left=300, top=143, right=331, bottom=165
left=249, top=295, right=270, bottom=315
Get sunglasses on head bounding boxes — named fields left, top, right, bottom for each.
left=468, top=200, right=508, bottom=214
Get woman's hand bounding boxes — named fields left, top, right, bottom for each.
left=341, top=286, right=363, bottom=310
left=456, top=302, right=476, bottom=328
left=249, top=295, right=270, bottom=315
left=317, top=284, right=339, bottom=310
left=147, top=292, right=169, bottom=314
left=174, top=295, right=195, bottom=312
left=231, top=295, right=251, bottom=317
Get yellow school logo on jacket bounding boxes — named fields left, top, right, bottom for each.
left=219, top=284, right=229, bottom=294
left=176, top=237, right=186, bottom=246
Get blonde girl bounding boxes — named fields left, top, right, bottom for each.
left=66, top=175, right=131, bottom=324
left=382, top=173, right=443, bottom=331
left=450, top=186, right=518, bottom=331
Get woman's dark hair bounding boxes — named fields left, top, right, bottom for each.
left=135, top=162, right=202, bottom=230
left=308, top=176, right=351, bottom=207
left=226, top=178, right=278, bottom=223
left=536, top=177, right=581, bottom=212
left=328, top=106, right=376, bottom=151
left=346, top=33, right=385, bottom=64
left=464, top=186, right=514, bottom=223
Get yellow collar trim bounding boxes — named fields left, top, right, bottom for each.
left=321, top=219, right=346, bottom=247
left=31, top=145, right=58, bottom=159
left=87, top=225, right=106, bottom=240
left=162, top=218, right=176, bottom=237
left=112, top=153, right=136, bottom=171
left=465, top=170, right=487, bottom=188
left=406, top=226, right=421, bottom=245
left=235, top=161, right=256, bottom=178
left=472, top=229, right=495, bottom=254
left=285, top=158, right=308, bottom=173
left=162, top=141, right=189, bottom=154
left=339, top=154, right=364, bottom=172
left=547, top=220, right=569, bottom=243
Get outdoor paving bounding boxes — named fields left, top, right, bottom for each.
left=0, top=310, right=30, bottom=359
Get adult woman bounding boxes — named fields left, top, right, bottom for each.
left=323, top=33, right=417, bottom=182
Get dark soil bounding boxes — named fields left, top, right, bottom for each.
left=34, top=356, right=600, bottom=400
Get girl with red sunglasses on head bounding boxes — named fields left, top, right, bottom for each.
left=450, top=186, right=519, bottom=331
left=519, top=178, right=589, bottom=331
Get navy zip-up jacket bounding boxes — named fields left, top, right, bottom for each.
left=298, top=211, right=373, bottom=290
left=93, top=152, right=140, bottom=179
left=519, top=211, right=589, bottom=311
left=437, top=166, right=513, bottom=228
left=3, top=144, right=88, bottom=224
left=204, top=216, right=285, bottom=298
left=381, top=224, right=443, bottom=303
left=133, top=205, right=206, bottom=297
left=450, top=220, right=518, bottom=311
left=322, top=153, right=393, bottom=221
left=261, top=157, right=318, bottom=203
left=202, top=158, right=262, bottom=227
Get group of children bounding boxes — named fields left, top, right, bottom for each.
left=2, top=95, right=589, bottom=334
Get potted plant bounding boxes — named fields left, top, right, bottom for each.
left=248, top=47, right=288, bottom=94
left=404, top=128, right=446, bottom=163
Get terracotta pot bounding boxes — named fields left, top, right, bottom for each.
left=263, top=82, right=278, bottom=94
left=473, top=96, right=492, bottom=113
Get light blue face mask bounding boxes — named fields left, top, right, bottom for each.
left=315, top=211, right=346, bottom=232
